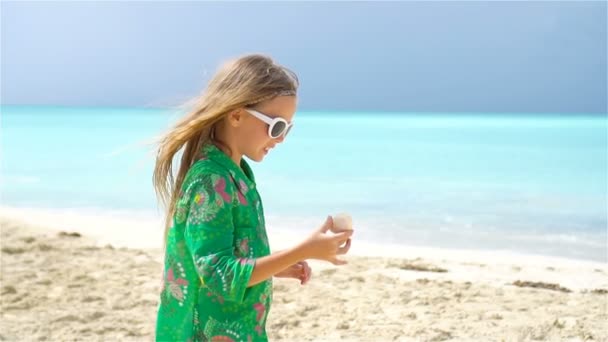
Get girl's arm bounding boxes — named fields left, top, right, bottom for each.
left=184, top=173, right=352, bottom=298
left=247, top=246, right=306, bottom=286
left=248, top=217, right=352, bottom=287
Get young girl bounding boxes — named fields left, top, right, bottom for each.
left=153, top=54, right=354, bottom=342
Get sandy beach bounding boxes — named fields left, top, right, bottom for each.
left=1, top=213, right=607, bottom=342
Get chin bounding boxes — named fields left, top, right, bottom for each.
left=245, top=152, right=264, bottom=163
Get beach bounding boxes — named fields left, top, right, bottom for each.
left=1, top=212, right=606, bottom=342
left=3, top=2, right=607, bottom=340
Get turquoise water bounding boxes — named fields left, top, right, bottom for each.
left=1, top=106, right=606, bottom=261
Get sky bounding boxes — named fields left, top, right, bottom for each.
left=1, top=1, right=606, bottom=113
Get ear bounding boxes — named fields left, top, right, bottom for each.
left=227, top=108, right=244, bottom=127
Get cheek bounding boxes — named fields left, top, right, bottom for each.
left=253, top=123, right=269, bottom=141
left=241, top=122, right=270, bottom=148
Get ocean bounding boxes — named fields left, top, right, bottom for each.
left=1, top=106, right=606, bottom=262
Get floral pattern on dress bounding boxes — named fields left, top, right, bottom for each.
left=156, top=144, right=273, bottom=342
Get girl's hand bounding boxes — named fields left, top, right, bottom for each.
left=275, top=261, right=312, bottom=285
left=298, top=216, right=353, bottom=265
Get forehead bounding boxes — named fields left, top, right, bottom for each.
left=254, top=96, right=297, bottom=121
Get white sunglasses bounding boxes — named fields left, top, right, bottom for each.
left=245, top=108, right=294, bottom=139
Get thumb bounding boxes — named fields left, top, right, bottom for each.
left=318, top=216, right=333, bottom=234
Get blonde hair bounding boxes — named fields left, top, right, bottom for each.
left=153, top=54, right=299, bottom=248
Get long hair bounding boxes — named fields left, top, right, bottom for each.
left=153, top=54, right=299, bottom=249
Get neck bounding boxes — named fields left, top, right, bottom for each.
left=213, top=122, right=242, bottom=165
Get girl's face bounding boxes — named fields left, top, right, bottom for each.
left=234, top=95, right=297, bottom=163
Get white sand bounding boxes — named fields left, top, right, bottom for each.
left=1, top=208, right=607, bottom=341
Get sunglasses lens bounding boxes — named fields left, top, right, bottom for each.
left=270, top=121, right=287, bottom=138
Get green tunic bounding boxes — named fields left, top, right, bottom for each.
left=156, top=144, right=272, bottom=342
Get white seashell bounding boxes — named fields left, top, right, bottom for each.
left=331, top=213, right=353, bottom=233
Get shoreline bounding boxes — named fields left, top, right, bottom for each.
left=1, top=206, right=606, bottom=293
left=1, top=205, right=604, bottom=263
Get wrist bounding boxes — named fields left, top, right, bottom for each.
left=288, top=242, right=309, bottom=262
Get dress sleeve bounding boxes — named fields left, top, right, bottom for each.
left=182, top=173, right=255, bottom=303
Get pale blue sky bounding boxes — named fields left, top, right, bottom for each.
left=2, top=1, right=606, bottom=113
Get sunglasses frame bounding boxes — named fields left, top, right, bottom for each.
left=245, top=108, right=294, bottom=139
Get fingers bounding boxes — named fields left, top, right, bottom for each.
left=294, top=261, right=311, bottom=285
left=301, top=264, right=310, bottom=285
left=332, top=229, right=353, bottom=243
left=337, top=238, right=352, bottom=255
left=305, top=263, right=311, bottom=281
left=318, top=216, right=333, bottom=234
left=311, top=216, right=354, bottom=267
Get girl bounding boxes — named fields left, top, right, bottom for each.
left=153, top=54, right=354, bottom=342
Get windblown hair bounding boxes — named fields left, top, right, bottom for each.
left=153, top=54, right=299, bottom=249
